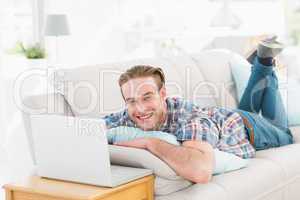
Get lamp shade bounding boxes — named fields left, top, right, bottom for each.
left=210, top=0, right=242, bottom=29
left=45, top=14, right=70, bottom=36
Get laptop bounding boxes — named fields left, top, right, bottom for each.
left=28, top=114, right=153, bottom=187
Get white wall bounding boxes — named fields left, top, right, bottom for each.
left=44, top=0, right=287, bottom=67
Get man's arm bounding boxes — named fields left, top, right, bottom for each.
left=149, top=139, right=214, bottom=183
left=115, top=138, right=214, bottom=183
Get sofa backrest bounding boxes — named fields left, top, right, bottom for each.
left=54, top=49, right=238, bottom=118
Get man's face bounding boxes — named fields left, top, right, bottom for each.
left=121, top=77, right=167, bottom=131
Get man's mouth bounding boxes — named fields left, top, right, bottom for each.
left=136, top=112, right=153, bottom=121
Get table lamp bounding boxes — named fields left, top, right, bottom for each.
left=44, top=14, right=70, bottom=66
left=210, top=0, right=242, bottom=29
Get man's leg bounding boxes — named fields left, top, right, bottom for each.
left=239, top=37, right=288, bottom=128
left=261, top=69, right=288, bottom=129
left=239, top=36, right=279, bottom=113
left=238, top=65, right=293, bottom=150
left=238, top=110, right=293, bottom=150
left=238, top=57, right=270, bottom=114
left=238, top=37, right=293, bottom=149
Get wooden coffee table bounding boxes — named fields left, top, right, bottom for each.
left=3, top=175, right=154, bottom=200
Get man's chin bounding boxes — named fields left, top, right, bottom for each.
left=136, top=123, right=156, bottom=131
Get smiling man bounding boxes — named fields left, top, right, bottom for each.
left=103, top=66, right=253, bottom=183
left=103, top=38, right=294, bottom=183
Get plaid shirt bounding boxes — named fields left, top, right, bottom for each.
left=104, top=97, right=255, bottom=159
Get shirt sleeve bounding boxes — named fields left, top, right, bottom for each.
left=175, top=117, right=220, bottom=148
left=102, top=109, right=133, bottom=129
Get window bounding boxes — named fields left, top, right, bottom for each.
left=0, top=0, right=34, bottom=158
left=0, top=0, right=34, bottom=53
left=286, top=0, right=300, bottom=45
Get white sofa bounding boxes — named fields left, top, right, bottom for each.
left=22, top=49, right=300, bottom=200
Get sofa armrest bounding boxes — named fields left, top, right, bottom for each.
left=290, top=126, right=300, bottom=144
left=21, top=93, right=73, bottom=116
left=22, top=93, right=74, bottom=164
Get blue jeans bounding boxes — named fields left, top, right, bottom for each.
left=237, top=57, right=293, bottom=150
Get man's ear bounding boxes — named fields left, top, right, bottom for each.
left=159, top=86, right=167, bottom=99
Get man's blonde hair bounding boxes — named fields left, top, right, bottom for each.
left=119, top=65, right=165, bottom=90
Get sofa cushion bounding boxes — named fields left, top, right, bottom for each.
left=155, top=182, right=227, bottom=200
left=54, top=49, right=238, bottom=118
left=56, top=58, right=195, bottom=117
left=191, top=49, right=238, bottom=109
left=154, top=176, right=192, bottom=196
left=255, top=143, right=300, bottom=200
left=158, top=55, right=215, bottom=108
left=54, top=64, right=124, bottom=117
left=209, top=158, right=285, bottom=200
left=255, top=143, right=300, bottom=180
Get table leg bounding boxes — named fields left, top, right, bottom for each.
left=5, top=189, right=13, bottom=200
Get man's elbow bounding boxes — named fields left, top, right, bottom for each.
left=189, top=169, right=212, bottom=184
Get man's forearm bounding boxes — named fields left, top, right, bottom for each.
left=146, top=139, right=213, bottom=183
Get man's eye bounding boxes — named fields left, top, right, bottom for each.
left=126, top=100, right=135, bottom=105
left=144, top=96, right=152, bottom=101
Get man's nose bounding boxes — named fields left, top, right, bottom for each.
left=135, top=101, right=147, bottom=113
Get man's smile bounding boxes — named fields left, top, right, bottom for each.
left=135, top=112, right=154, bottom=121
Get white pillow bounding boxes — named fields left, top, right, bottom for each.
left=213, top=148, right=249, bottom=175
left=229, top=52, right=300, bottom=126
left=109, top=145, right=249, bottom=179
left=109, top=145, right=181, bottom=180
left=153, top=149, right=249, bottom=196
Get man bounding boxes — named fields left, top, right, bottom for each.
left=103, top=37, right=293, bottom=183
